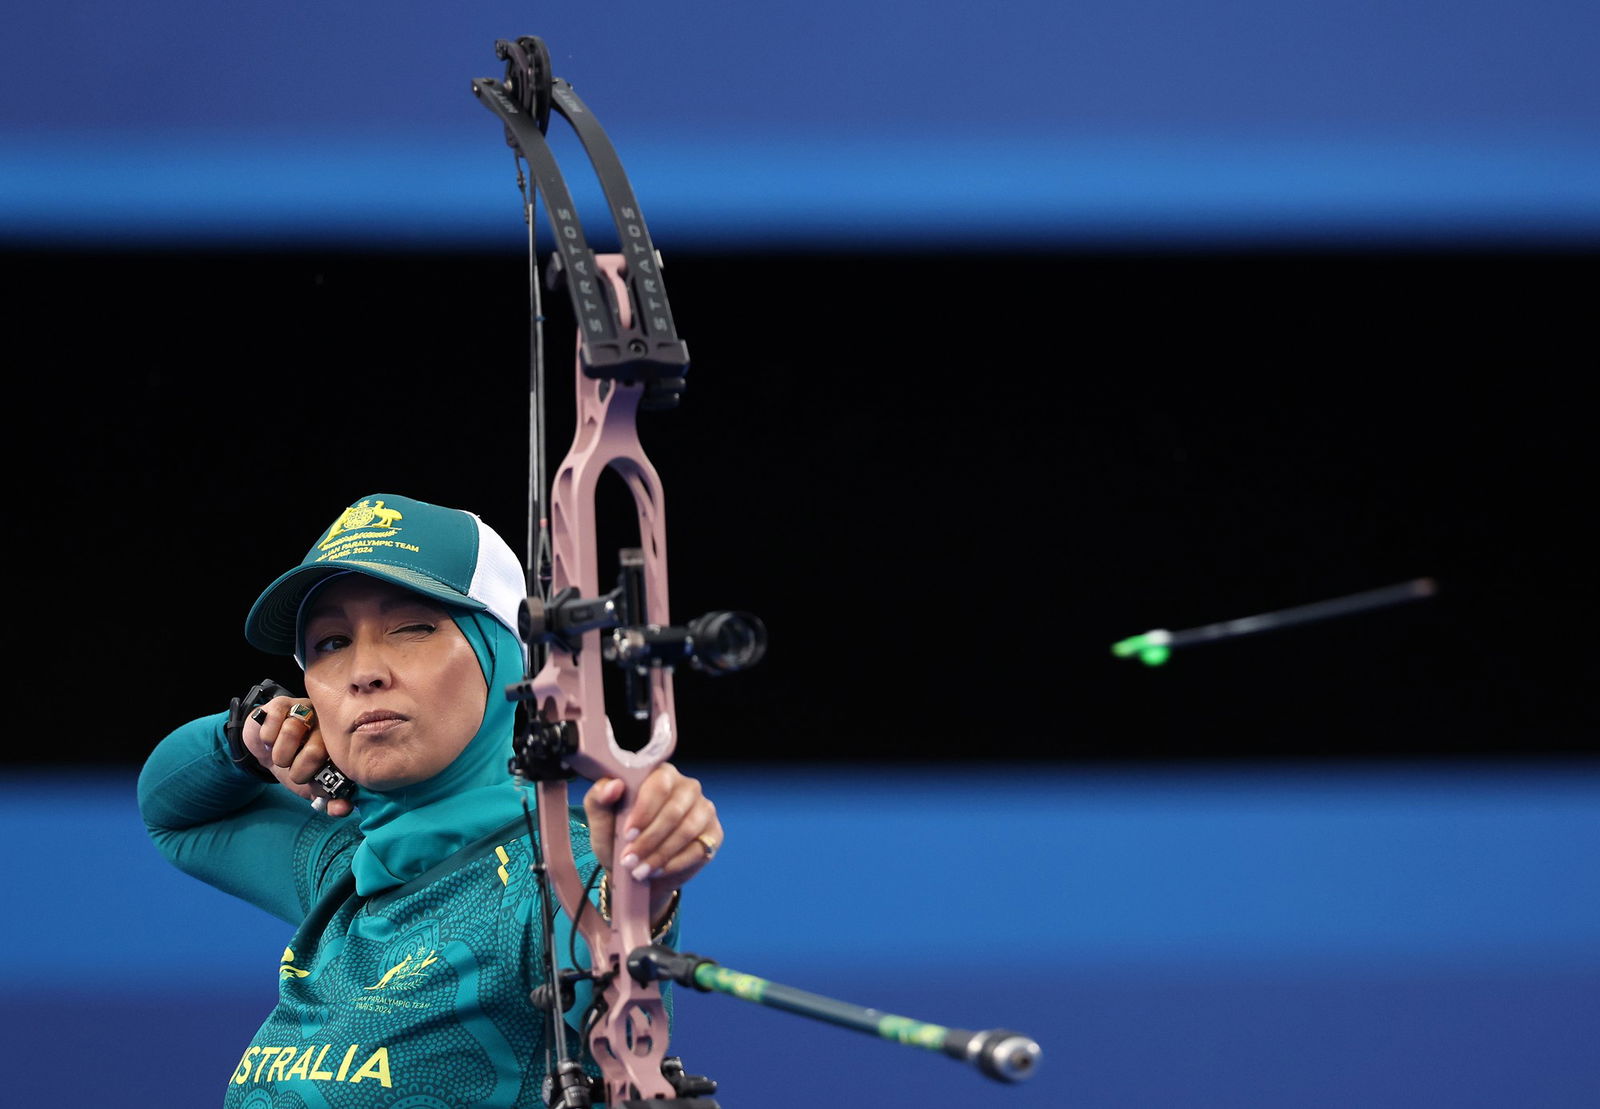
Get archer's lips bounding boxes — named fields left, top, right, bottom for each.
left=351, top=711, right=408, bottom=735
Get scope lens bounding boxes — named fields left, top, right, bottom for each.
left=688, top=611, right=768, bottom=674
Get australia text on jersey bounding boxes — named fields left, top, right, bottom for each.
left=231, top=1044, right=393, bottom=1088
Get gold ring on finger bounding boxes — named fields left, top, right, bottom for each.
left=695, top=833, right=719, bottom=860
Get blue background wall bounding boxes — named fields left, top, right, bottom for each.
left=6, top=765, right=1598, bottom=1107
left=4, top=2, right=1597, bottom=249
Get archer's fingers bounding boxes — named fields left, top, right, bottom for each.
left=620, top=764, right=690, bottom=843
left=285, top=730, right=334, bottom=787
left=313, top=793, right=355, bottom=818
left=583, top=777, right=626, bottom=870
left=245, top=701, right=288, bottom=766
left=626, top=802, right=720, bottom=884
left=277, top=702, right=318, bottom=772
left=620, top=768, right=717, bottom=879
left=651, top=817, right=723, bottom=885
left=255, top=698, right=317, bottom=769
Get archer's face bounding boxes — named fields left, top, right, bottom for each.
left=301, top=576, right=486, bottom=792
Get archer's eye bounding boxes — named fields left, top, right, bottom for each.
left=310, top=634, right=350, bottom=655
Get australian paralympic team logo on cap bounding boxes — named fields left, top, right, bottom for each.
left=314, top=500, right=420, bottom=564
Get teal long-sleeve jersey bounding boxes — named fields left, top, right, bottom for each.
left=141, top=712, right=674, bottom=1108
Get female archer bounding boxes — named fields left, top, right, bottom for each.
left=139, top=491, right=722, bottom=1106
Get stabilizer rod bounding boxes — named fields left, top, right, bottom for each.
left=628, top=946, right=1042, bottom=1084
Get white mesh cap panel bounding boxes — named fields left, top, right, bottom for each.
left=467, top=514, right=529, bottom=651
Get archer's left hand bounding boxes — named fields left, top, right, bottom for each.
left=583, top=763, right=721, bottom=921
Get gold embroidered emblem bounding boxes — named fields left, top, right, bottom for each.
left=323, top=500, right=404, bottom=545
left=365, top=948, right=439, bottom=991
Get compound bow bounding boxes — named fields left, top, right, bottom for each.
left=472, top=35, right=1040, bottom=1108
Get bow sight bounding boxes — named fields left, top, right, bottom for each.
left=516, top=555, right=768, bottom=685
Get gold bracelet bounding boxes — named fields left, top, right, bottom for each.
left=596, top=872, right=678, bottom=938
left=651, top=890, right=680, bottom=939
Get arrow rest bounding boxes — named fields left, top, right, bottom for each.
left=508, top=702, right=577, bottom=783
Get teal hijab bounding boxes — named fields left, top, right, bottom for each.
left=301, top=597, right=530, bottom=896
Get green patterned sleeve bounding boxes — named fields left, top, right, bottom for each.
left=138, top=710, right=354, bottom=925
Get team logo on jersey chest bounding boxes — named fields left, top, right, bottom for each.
left=354, top=922, right=441, bottom=1014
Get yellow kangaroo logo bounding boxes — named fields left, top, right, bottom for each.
left=368, top=502, right=404, bottom=528
left=324, top=500, right=405, bottom=545
left=366, top=949, right=439, bottom=991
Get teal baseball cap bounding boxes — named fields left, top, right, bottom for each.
left=244, top=493, right=527, bottom=659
